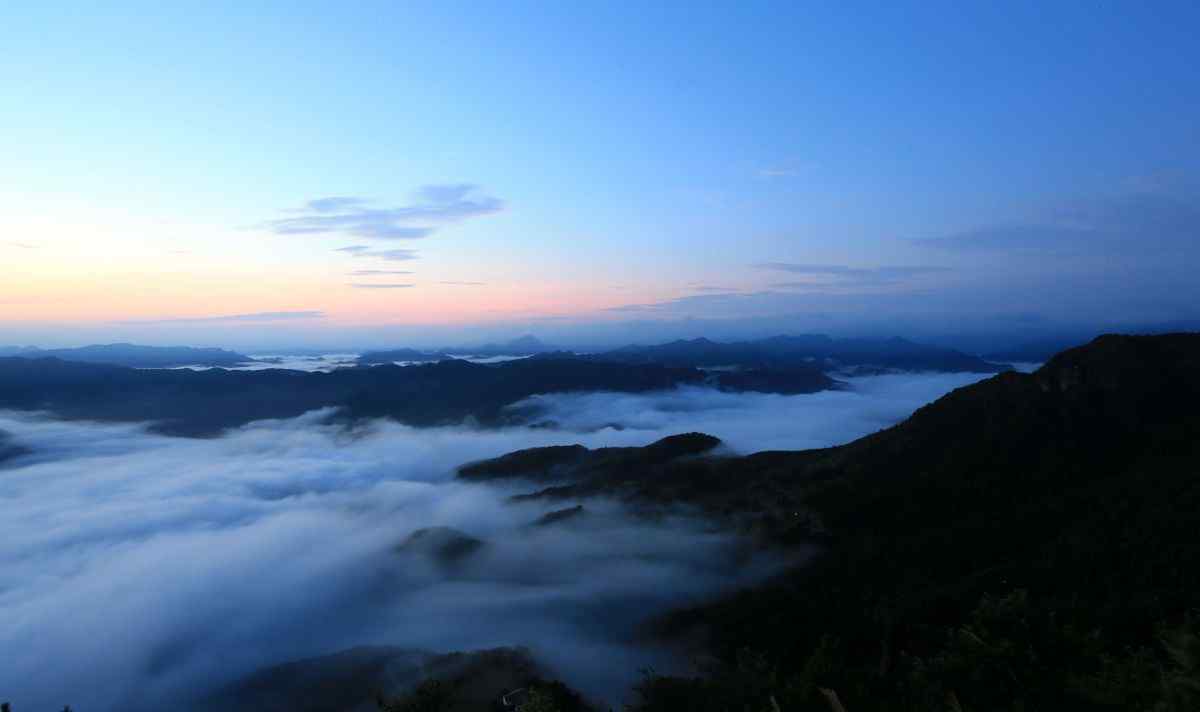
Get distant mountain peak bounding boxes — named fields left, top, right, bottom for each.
left=505, top=334, right=546, bottom=348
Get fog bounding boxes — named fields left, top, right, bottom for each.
left=517, top=371, right=991, bottom=452
left=0, top=371, right=989, bottom=710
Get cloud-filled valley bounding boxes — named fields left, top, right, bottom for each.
left=0, top=371, right=990, bottom=710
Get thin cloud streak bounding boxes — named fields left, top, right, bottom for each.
left=337, top=246, right=420, bottom=262
left=754, top=263, right=950, bottom=279
left=264, top=184, right=503, bottom=240
left=116, top=311, right=326, bottom=325
left=915, top=192, right=1200, bottom=254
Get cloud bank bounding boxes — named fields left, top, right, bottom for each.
left=514, top=371, right=989, bottom=452
left=0, top=371, right=989, bottom=710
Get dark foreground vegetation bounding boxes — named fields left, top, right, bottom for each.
left=462, top=333, right=1200, bottom=711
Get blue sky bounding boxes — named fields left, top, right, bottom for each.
left=2, top=1, right=1198, bottom=348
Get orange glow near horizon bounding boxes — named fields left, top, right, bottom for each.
left=0, top=210, right=665, bottom=327
left=2, top=255, right=653, bottom=327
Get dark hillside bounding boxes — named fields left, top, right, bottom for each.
left=466, top=334, right=1200, bottom=711
left=0, top=357, right=711, bottom=436
left=4, top=343, right=254, bottom=368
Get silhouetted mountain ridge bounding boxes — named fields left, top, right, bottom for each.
left=471, top=333, right=1200, bottom=711
left=0, top=356, right=834, bottom=436
left=591, top=334, right=1009, bottom=373
left=357, top=335, right=555, bottom=365
left=0, top=343, right=253, bottom=368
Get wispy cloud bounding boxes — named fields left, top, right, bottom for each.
left=915, top=225, right=1091, bottom=252
left=5, top=242, right=38, bottom=249
left=348, top=283, right=414, bottom=289
left=264, top=184, right=503, bottom=240
left=915, top=192, right=1200, bottom=254
left=336, top=246, right=420, bottom=262
left=756, top=159, right=816, bottom=179
left=753, top=263, right=950, bottom=289
left=756, top=263, right=949, bottom=278
left=439, top=281, right=486, bottom=286
left=348, top=269, right=414, bottom=276
left=605, top=265, right=951, bottom=317
left=302, top=196, right=369, bottom=213
left=116, top=311, right=325, bottom=325
left=606, top=292, right=770, bottom=313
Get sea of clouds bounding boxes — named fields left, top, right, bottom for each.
left=0, top=371, right=989, bottom=710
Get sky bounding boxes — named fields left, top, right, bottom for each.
left=2, top=1, right=1199, bottom=349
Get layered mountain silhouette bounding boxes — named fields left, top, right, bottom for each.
left=359, top=333, right=1010, bottom=374
left=460, top=333, right=1200, bottom=711
left=355, top=347, right=451, bottom=365
left=0, top=343, right=253, bottom=368
left=357, top=335, right=556, bottom=365
left=590, top=334, right=1009, bottom=373
left=0, top=356, right=835, bottom=436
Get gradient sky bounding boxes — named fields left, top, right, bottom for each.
left=3, top=1, right=1199, bottom=348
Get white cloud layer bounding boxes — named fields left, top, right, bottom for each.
left=0, top=371, right=989, bottom=710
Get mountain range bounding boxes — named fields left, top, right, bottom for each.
left=0, top=343, right=253, bottom=368
left=455, top=333, right=1200, bottom=711
left=0, top=355, right=836, bottom=436
left=588, top=335, right=1008, bottom=373
left=19, top=332, right=1191, bottom=710
left=360, top=334, right=1011, bottom=374
left=357, top=335, right=559, bottom=365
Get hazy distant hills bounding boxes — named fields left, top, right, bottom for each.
left=356, top=347, right=451, bottom=365
left=591, top=334, right=1009, bottom=373
left=360, top=333, right=1010, bottom=374
left=0, top=355, right=833, bottom=436
left=461, top=333, right=1200, bottom=710
left=0, top=343, right=253, bottom=368
left=357, top=334, right=557, bottom=365
left=476, top=334, right=556, bottom=354
left=0, top=333, right=1012, bottom=436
